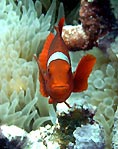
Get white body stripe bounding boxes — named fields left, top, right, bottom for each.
left=47, top=52, right=70, bottom=66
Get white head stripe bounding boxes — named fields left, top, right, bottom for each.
left=47, top=52, right=70, bottom=66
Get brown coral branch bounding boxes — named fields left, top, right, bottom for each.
left=62, top=0, right=116, bottom=51
left=62, top=25, right=96, bottom=51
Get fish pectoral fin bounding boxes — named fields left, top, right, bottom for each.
left=73, top=77, right=88, bottom=92
left=73, top=54, right=96, bottom=92
left=39, top=70, right=48, bottom=97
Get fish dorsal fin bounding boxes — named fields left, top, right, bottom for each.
left=39, top=32, right=54, bottom=70
left=39, top=17, right=65, bottom=70
left=48, top=17, right=70, bottom=62
left=73, top=54, right=96, bottom=92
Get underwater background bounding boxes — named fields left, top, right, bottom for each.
left=0, top=0, right=118, bottom=148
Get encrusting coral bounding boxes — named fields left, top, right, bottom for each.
left=112, top=106, right=118, bottom=148
left=54, top=105, right=95, bottom=148
left=73, top=123, right=105, bottom=149
left=79, top=0, right=116, bottom=38
left=0, top=0, right=56, bottom=131
left=108, top=36, right=118, bottom=59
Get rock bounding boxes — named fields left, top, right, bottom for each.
left=73, top=123, right=105, bottom=149
left=112, top=106, right=118, bottom=149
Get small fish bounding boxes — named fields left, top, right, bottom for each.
left=35, top=18, right=96, bottom=104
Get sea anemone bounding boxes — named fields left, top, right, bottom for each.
left=0, top=0, right=56, bottom=132
left=110, top=0, right=118, bottom=19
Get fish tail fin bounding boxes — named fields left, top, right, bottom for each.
left=55, top=17, right=65, bottom=35
left=73, top=54, right=96, bottom=92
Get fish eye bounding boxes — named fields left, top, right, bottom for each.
left=47, top=67, right=50, bottom=73
left=47, top=67, right=51, bottom=76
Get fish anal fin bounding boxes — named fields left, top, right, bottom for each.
left=39, top=70, right=48, bottom=97
left=73, top=54, right=96, bottom=92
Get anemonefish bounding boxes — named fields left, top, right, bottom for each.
left=35, top=18, right=96, bottom=105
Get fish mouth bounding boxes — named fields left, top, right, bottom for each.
left=50, top=84, right=72, bottom=101
left=52, top=84, right=69, bottom=90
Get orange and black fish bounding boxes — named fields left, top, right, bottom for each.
left=35, top=18, right=96, bottom=105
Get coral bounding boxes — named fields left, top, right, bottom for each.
left=112, top=106, right=118, bottom=149
left=97, top=30, right=118, bottom=53
left=0, top=124, right=60, bottom=149
left=62, top=25, right=90, bottom=50
left=72, top=123, right=105, bottom=149
left=54, top=105, right=95, bottom=148
left=79, top=0, right=116, bottom=38
left=0, top=0, right=56, bottom=131
left=62, top=0, right=117, bottom=51
left=107, top=36, right=118, bottom=60
left=0, top=125, right=27, bottom=148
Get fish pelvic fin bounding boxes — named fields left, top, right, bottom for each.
left=73, top=54, right=96, bottom=92
left=39, top=69, right=48, bottom=97
left=48, top=98, right=55, bottom=104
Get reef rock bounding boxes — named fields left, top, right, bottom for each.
left=112, top=106, right=118, bottom=149
left=72, top=123, right=105, bottom=149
